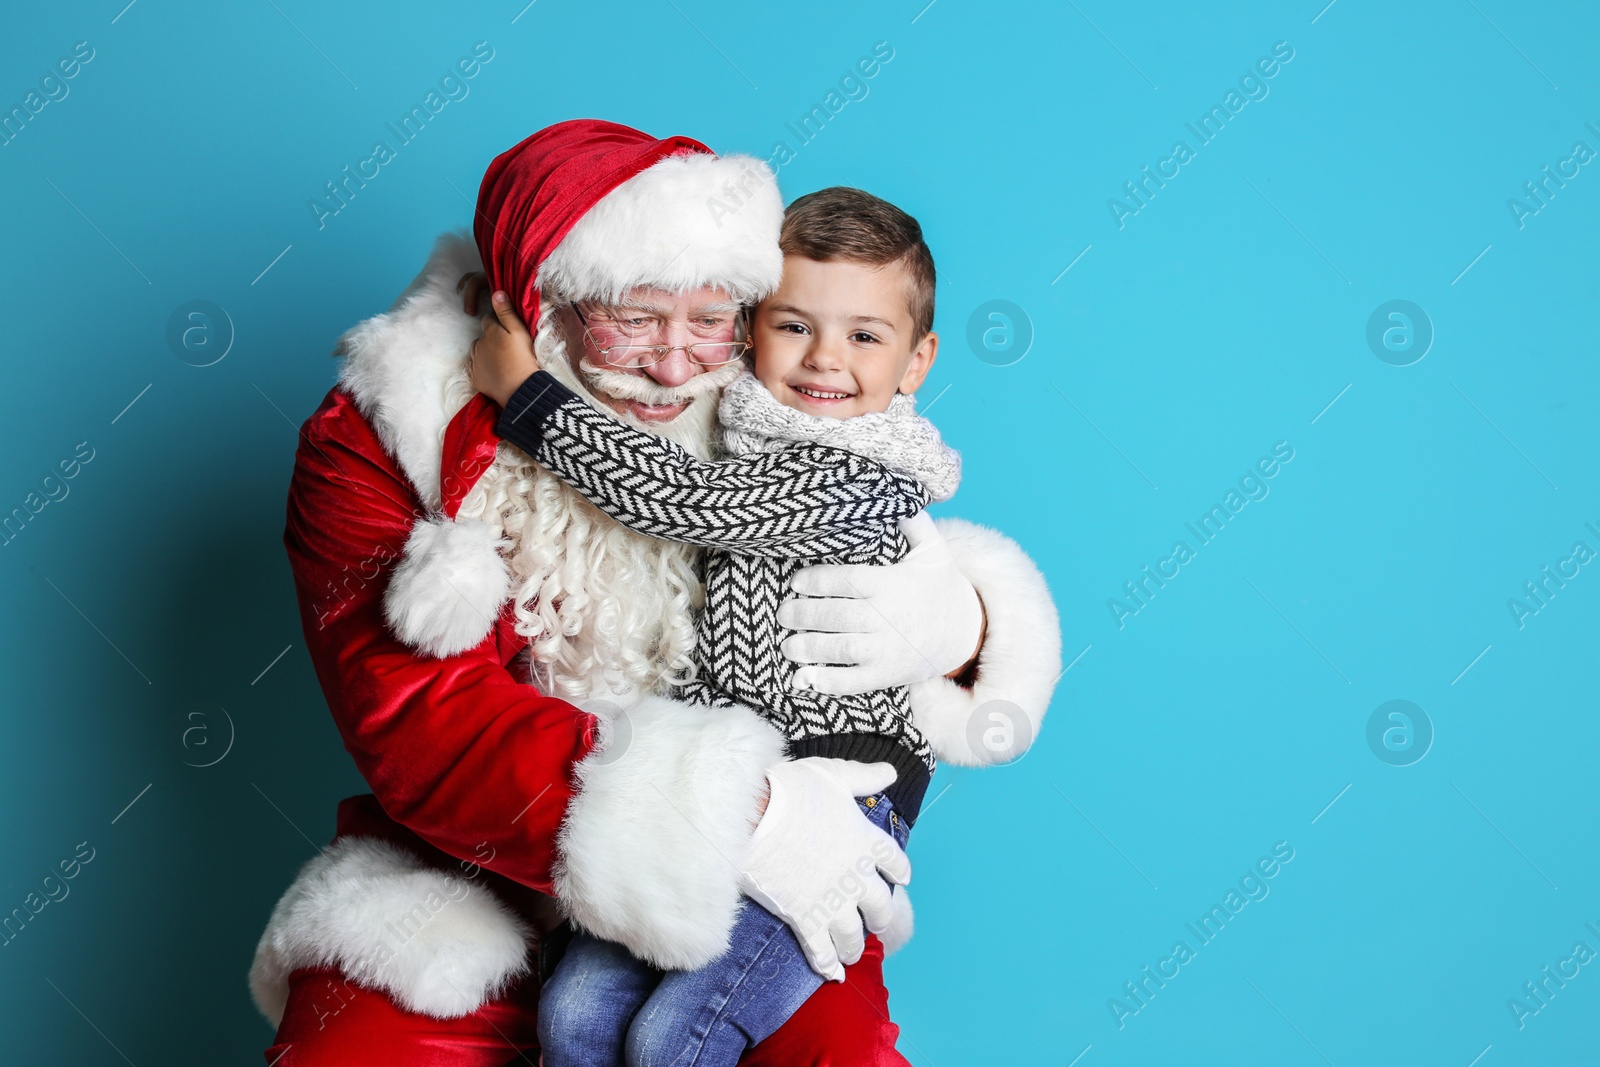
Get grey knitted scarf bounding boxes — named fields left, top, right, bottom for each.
left=718, top=370, right=962, bottom=502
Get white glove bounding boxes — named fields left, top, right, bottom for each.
left=737, top=758, right=911, bottom=982
left=780, top=512, right=983, bottom=696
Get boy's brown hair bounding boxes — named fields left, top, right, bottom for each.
left=778, top=187, right=936, bottom=342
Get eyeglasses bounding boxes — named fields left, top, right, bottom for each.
left=571, top=303, right=752, bottom=369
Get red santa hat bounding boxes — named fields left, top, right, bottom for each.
left=383, top=119, right=784, bottom=658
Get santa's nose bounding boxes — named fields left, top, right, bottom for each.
left=644, top=346, right=699, bottom=388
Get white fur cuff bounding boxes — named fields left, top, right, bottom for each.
left=910, top=519, right=1062, bottom=767
left=248, top=837, right=532, bottom=1026
left=553, top=693, right=787, bottom=970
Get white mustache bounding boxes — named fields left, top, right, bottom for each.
left=576, top=358, right=744, bottom=407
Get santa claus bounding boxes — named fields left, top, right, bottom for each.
left=249, top=119, right=1061, bottom=1065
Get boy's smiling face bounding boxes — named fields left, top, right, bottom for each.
left=751, top=255, right=937, bottom=420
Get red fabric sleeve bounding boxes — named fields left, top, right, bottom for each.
left=285, top=386, right=596, bottom=893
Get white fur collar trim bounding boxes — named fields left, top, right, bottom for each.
left=335, top=230, right=485, bottom=511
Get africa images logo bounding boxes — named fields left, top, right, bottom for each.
left=1106, top=42, right=1296, bottom=229
left=1108, top=442, right=1295, bottom=629
left=1108, top=841, right=1296, bottom=1029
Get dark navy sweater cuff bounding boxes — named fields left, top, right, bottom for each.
left=496, top=370, right=576, bottom=454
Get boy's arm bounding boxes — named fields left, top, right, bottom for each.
left=495, top=370, right=923, bottom=556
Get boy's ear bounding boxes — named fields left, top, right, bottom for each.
left=898, top=330, right=938, bottom=394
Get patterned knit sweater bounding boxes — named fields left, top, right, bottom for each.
left=497, top=369, right=962, bottom=823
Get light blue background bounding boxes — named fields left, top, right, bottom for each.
left=2, top=1, right=1597, bottom=1063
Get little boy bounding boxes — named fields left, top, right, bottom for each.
left=472, top=187, right=957, bottom=1066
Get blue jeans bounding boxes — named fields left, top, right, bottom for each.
left=537, top=792, right=911, bottom=1067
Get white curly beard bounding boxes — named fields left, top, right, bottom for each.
left=449, top=312, right=743, bottom=702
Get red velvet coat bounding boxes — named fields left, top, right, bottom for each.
left=288, top=383, right=594, bottom=892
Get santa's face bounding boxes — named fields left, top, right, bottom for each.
left=554, top=285, right=745, bottom=426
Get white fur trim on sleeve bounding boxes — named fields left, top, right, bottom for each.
left=384, top=516, right=511, bottom=658
left=538, top=153, right=783, bottom=308
left=553, top=693, right=787, bottom=970
left=248, top=837, right=532, bottom=1026
left=909, top=518, right=1062, bottom=767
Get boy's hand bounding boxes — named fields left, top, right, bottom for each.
left=456, top=271, right=489, bottom=316
left=469, top=291, right=540, bottom=407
